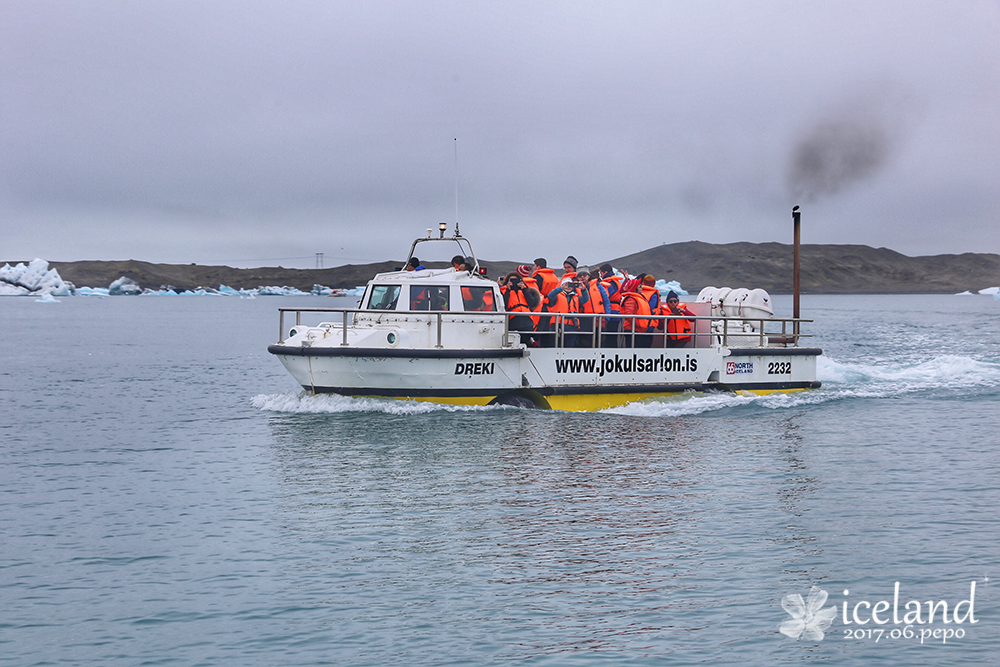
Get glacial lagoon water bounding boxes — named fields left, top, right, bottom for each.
left=1, top=294, right=998, bottom=665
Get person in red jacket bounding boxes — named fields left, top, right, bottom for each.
left=619, top=277, right=652, bottom=348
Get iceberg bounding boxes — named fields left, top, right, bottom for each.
left=0, top=259, right=73, bottom=296
left=654, top=279, right=688, bottom=297
left=108, top=276, right=142, bottom=295
left=1, top=258, right=380, bottom=298
left=258, top=285, right=310, bottom=296
left=76, top=286, right=110, bottom=297
left=979, top=286, right=999, bottom=296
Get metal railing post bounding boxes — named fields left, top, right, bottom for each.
left=341, top=311, right=349, bottom=346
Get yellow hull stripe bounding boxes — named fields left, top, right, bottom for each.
left=368, top=387, right=810, bottom=412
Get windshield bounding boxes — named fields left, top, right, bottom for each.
left=366, top=285, right=401, bottom=310
left=461, top=285, right=496, bottom=311
left=409, top=285, right=450, bottom=311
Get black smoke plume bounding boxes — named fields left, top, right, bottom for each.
left=788, top=117, right=892, bottom=202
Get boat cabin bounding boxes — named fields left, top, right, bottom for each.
left=360, top=268, right=501, bottom=314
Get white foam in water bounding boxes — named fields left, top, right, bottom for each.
left=820, top=354, right=1000, bottom=388
left=250, top=391, right=501, bottom=415
left=253, top=352, right=1000, bottom=418
left=608, top=353, right=1000, bottom=418
left=604, top=391, right=757, bottom=417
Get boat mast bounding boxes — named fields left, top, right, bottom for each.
left=454, top=137, right=460, bottom=237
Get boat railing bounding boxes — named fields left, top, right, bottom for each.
left=277, top=307, right=813, bottom=350
left=542, top=312, right=813, bottom=349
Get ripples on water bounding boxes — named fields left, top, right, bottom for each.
left=2, top=295, right=997, bottom=665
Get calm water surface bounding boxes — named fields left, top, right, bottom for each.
left=1, top=294, right=998, bottom=665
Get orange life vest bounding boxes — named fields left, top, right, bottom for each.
left=533, top=267, right=559, bottom=296
left=641, top=284, right=659, bottom=312
left=660, top=305, right=693, bottom=342
left=620, top=291, right=651, bottom=332
left=602, top=275, right=624, bottom=315
left=505, top=289, right=532, bottom=326
left=544, top=289, right=580, bottom=328
left=582, top=281, right=605, bottom=314
left=461, top=286, right=495, bottom=312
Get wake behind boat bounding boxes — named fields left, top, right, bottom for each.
left=267, top=228, right=821, bottom=411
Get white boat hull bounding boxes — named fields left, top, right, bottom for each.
left=269, top=343, right=821, bottom=411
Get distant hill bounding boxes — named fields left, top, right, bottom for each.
left=605, top=242, right=1000, bottom=294
left=5, top=242, right=998, bottom=294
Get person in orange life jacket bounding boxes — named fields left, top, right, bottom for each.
left=451, top=255, right=465, bottom=271
left=598, top=263, right=623, bottom=347
left=531, top=258, right=560, bottom=300
left=512, top=264, right=543, bottom=331
left=576, top=267, right=610, bottom=348
left=660, top=290, right=695, bottom=348
left=503, top=272, right=541, bottom=344
left=640, top=274, right=660, bottom=311
left=619, top=277, right=653, bottom=348
left=538, top=279, right=587, bottom=348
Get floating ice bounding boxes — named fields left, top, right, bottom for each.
left=76, top=286, right=109, bottom=297
left=0, top=259, right=73, bottom=296
left=258, top=285, right=310, bottom=296
left=979, top=286, right=999, bottom=296
left=108, top=276, right=142, bottom=295
left=0, top=258, right=350, bottom=297
left=654, top=279, right=688, bottom=296
left=35, top=293, right=61, bottom=303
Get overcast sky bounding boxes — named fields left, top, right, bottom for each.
left=2, top=1, right=998, bottom=268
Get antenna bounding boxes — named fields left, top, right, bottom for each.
left=454, top=137, right=460, bottom=237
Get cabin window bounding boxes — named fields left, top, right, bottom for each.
left=367, top=285, right=400, bottom=310
left=409, top=285, right=450, bottom=311
left=461, top=286, right=496, bottom=312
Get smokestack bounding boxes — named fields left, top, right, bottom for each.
left=792, top=205, right=801, bottom=323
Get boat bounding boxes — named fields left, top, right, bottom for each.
left=267, top=227, right=822, bottom=411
